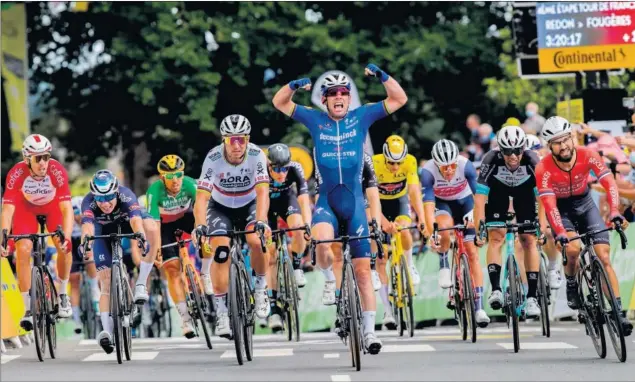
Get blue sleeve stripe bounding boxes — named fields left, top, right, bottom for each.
left=533, top=187, right=538, bottom=197
left=475, top=183, right=490, bottom=196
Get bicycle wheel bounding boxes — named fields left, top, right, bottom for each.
left=121, top=273, right=133, bottom=361
left=593, top=257, right=626, bottom=362
left=507, top=254, right=520, bottom=353
left=111, top=265, right=123, bottom=364
left=229, top=262, right=245, bottom=365
left=240, top=264, right=254, bottom=361
left=460, top=254, right=477, bottom=343
left=538, top=256, right=551, bottom=338
left=43, top=271, right=57, bottom=359
left=345, top=263, right=362, bottom=371
left=400, top=257, right=415, bottom=338
left=285, top=256, right=301, bottom=342
left=31, top=267, right=46, bottom=362
left=389, top=264, right=400, bottom=332
left=187, top=265, right=213, bottom=349
left=81, top=280, right=97, bottom=339
left=578, top=268, right=606, bottom=358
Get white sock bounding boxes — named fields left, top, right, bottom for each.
left=321, top=266, right=336, bottom=282
left=100, top=312, right=113, bottom=334
left=379, top=285, right=391, bottom=315
left=255, top=274, right=267, bottom=290
left=22, top=292, right=30, bottom=309
left=548, top=258, right=558, bottom=271
left=214, top=294, right=228, bottom=313
left=72, top=306, right=81, bottom=322
left=201, top=258, right=213, bottom=275
left=362, top=311, right=376, bottom=334
left=404, top=248, right=414, bottom=267
left=136, top=261, right=153, bottom=286
left=59, top=279, right=69, bottom=294
left=176, top=302, right=190, bottom=321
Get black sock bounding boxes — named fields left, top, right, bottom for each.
left=488, top=264, right=501, bottom=291
left=565, top=275, right=577, bottom=288
left=292, top=251, right=301, bottom=269
left=370, top=252, right=377, bottom=270
left=269, top=290, right=277, bottom=311
left=527, top=272, right=538, bottom=298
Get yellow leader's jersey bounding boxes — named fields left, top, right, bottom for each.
left=372, top=154, right=419, bottom=200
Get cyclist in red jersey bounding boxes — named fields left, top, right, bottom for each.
left=535, top=116, right=632, bottom=336
left=1, top=134, right=74, bottom=330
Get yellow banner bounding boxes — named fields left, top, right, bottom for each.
left=556, top=98, right=584, bottom=124
left=539, top=44, right=635, bottom=73
left=1, top=3, right=30, bottom=152
left=0, top=258, right=25, bottom=339
left=260, top=145, right=314, bottom=180
left=72, top=2, right=90, bottom=12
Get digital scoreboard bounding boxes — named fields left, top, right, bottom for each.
left=536, top=1, right=635, bottom=73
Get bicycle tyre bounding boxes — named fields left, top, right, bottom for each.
left=579, top=268, right=606, bottom=359
left=507, top=254, right=520, bottom=353
left=400, top=257, right=415, bottom=338
left=121, top=272, right=133, bottom=361
left=111, top=265, right=123, bottom=364
left=283, top=255, right=300, bottom=342
left=187, top=265, right=213, bottom=349
left=345, top=263, right=362, bottom=371
left=31, top=266, right=46, bottom=362
left=451, top=258, right=467, bottom=341
left=241, top=264, right=254, bottom=361
left=460, top=254, right=477, bottom=343
left=44, top=271, right=57, bottom=359
left=538, top=256, right=551, bottom=338
left=389, top=264, right=400, bottom=333
left=81, top=279, right=97, bottom=339
left=593, top=256, right=626, bottom=362
left=229, top=262, right=245, bottom=365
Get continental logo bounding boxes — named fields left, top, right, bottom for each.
left=552, top=48, right=627, bottom=69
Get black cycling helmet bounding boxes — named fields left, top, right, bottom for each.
left=267, top=143, right=291, bottom=167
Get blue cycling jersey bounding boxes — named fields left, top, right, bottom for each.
left=291, top=102, right=388, bottom=195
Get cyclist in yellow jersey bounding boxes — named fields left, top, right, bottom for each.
left=372, top=136, right=426, bottom=327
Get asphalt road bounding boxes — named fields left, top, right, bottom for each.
left=2, top=323, right=633, bottom=381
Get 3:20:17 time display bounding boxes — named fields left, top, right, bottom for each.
left=544, top=33, right=583, bottom=48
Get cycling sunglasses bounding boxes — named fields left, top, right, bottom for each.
left=33, top=154, right=51, bottom=163
left=94, top=193, right=117, bottom=203
left=325, top=87, right=350, bottom=97
left=223, top=135, right=248, bottom=145
left=164, top=171, right=184, bottom=180
left=501, top=147, right=523, bottom=156
left=438, top=163, right=458, bottom=172
left=271, top=166, right=289, bottom=173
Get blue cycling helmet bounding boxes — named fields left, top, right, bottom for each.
left=90, top=169, right=119, bottom=197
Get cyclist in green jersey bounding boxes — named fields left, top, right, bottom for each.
left=146, top=155, right=198, bottom=338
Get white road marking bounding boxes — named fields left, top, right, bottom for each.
left=331, top=375, right=351, bottom=382
left=381, top=344, right=436, bottom=353
left=82, top=351, right=159, bottom=362
left=1, top=355, right=21, bottom=364
left=220, top=348, right=293, bottom=358
left=323, top=353, right=340, bottom=358
left=497, top=342, right=578, bottom=350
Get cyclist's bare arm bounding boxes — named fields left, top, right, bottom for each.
left=59, top=200, right=74, bottom=243
left=194, top=190, right=210, bottom=228
left=381, top=77, right=408, bottom=114
left=366, top=186, right=382, bottom=225
left=1, top=203, right=15, bottom=233
left=129, top=216, right=145, bottom=237
left=298, top=193, right=312, bottom=225
left=254, top=183, right=270, bottom=223
left=408, top=183, right=425, bottom=228
left=272, top=85, right=300, bottom=117
left=473, top=193, right=486, bottom=234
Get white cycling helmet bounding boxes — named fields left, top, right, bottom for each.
left=432, top=139, right=459, bottom=166
left=497, top=125, right=527, bottom=149
left=321, top=73, right=351, bottom=95
left=220, top=114, right=251, bottom=136
left=541, top=116, right=572, bottom=143
left=525, top=134, right=542, bottom=150
left=22, top=134, right=52, bottom=157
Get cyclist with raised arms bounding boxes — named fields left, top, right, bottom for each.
left=80, top=170, right=159, bottom=353
left=535, top=116, right=632, bottom=336
left=272, top=64, right=408, bottom=353
left=193, top=114, right=271, bottom=338
left=264, top=143, right=311, bottom=331
left=146, top=154, right=199, bottom=338
left=420, top=139, right=490, bottom=327
left=474, top=126, right=545, bottom=318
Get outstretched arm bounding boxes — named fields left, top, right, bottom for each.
left=272, top=78, right=312, bottom=117
left=365, top=64, right=407, bottom=113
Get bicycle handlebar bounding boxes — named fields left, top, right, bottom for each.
left=161, top=229, right=193, bottom=249
left=197, top=225, right=268, bottom=254
left=309, top=232, right=382, bottom=266
left=560, top=222, right=627, bottom=266
left=81, top=232, right=147, bottom=258
left=2, top=226, right=66, bottom=253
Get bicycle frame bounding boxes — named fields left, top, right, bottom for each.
left=386, top=225, right=418, bottom=310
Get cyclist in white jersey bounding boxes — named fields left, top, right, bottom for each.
left=420, top=139, right=490, bottom=327
left=193, top=114, right=271, bottom=339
